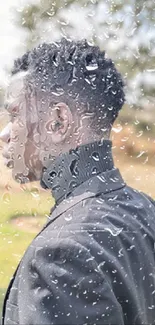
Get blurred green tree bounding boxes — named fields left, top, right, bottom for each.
left=14, top=0, right=155, bottom=110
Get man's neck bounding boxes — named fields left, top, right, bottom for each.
left=40, top=139, right=114, bottom=205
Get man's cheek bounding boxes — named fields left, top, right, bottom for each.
left=11, top=137, right=28, bottom=173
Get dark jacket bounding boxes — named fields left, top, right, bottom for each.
left=2, top=140, right=155, bottom=325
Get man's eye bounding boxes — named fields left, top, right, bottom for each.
left=10, top=114, right=17, bottom=122
left=11, top=107, right=19, bottom=118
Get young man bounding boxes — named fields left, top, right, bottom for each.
left=1, top=38, right=155, bottom=325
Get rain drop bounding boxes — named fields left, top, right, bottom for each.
left=112, top=125, right=123, bottom=133
left=64, top=215, right=72, bottom=222
left=104, top=226, right=123, bottom=236
left=86, top=58, right=98, bottom=71
left=2, top=192, right=11, bottom=204
left=92, top=152, right=99, bottom=161
left=30, top=187, right=40, bottom=198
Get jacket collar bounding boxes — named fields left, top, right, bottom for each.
left=44, top=167, right=126, bottom=226
left=41, top=140, right=115, bottom=205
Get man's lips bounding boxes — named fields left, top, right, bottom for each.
left=2, top=152, right=11, bottom=160
left=2, top=145, right=13, bottom=159
left=2, top=148, right=14, bottom=168
left=2, top=148, right=11, bottom=159
left=4, top=158, right=14, bottom=168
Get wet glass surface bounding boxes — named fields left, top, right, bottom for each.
left=0, top=1, right=155, bottom=323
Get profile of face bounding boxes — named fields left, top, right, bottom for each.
left=0, top=72, right=78, bottom=184
left=0, top=40, right=125, bottom=184
left=0, top=73, right=40, bottom=183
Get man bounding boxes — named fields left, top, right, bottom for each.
left=1, top=38, right=155, bottom=325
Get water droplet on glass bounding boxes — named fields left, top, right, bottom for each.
left=65, top=215, right=72, bottom=222
left=98, top=261, right=106, bottom=273
left=86, top=60, right=98, bottom=71
left=136, top=151, right=145, bottom=158
left=108, top=106, right=114, bottom=111
left=2, top=192, right=11, bottom=204
left=118, top=248, right=124, bottom=257
left=69, top=180, right=77, bottom=190
left=30, top=187, right=40, bottom=198
left=112, top=125, right=123, bottom=133
left=46, top=10, right=55, bottom=17
left=142, top=157, right=148, bottom=165
left=137, top=130, right=143, bottom=137
left=134, top=119, right=140, bottom=125
left=51, top=86, right=64, bottom=96
left=58, top=18, right=69, bottom=26
left=92, top=167, right=97, bottom=174
left=52, top=184, right=60, bottom=192
left=85, top=78, right=91, bottom=85
left=92, top=152, right=99, bottom=161
left=55, top=267, right=67, bottom=277
left=49, top=171, right=57, bottom=179
left=127, top=245, right=135, bottom=251
left=104, top=226, right=123, bottom=236
left=112, top=90, right=117, bottom=95
left=5, top=184, right=12, bottom=191
left=70, top=159, right=79, bottom=177
left=31, top=208, right=38, bottom=217
left=148, top=305, right=155, bottom=310
left=12, top=135, right=19, bottom=142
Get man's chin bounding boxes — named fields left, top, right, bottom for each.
left=12, top=171, right=38, bottom=184
left=5, top=159, right=40, bottom=183
left=5, top=159, right=14, bottom=169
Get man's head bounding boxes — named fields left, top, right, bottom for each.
left=0, top=38, right=125, bottom=183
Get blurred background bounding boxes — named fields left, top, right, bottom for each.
left=0, top=0, right=155, bottom=316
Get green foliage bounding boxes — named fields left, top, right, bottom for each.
left=18, top=5, right=40, bottom=30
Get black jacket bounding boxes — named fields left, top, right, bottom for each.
left=2, top=140, right=155, bottom=325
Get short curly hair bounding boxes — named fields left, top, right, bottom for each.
left=12, top=38, right=125, bottom=134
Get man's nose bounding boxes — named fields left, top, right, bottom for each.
left=0, top=123, right=11, bottom=143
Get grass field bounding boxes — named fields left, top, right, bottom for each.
left=0, top=188, right=54, bottom=316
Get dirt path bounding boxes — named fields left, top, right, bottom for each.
left=10, top=215, right=46, bottom=233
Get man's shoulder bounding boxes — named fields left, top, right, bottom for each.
left=22, top=185, right=155, bottom=271
left=139, top=190, right=155, bottom=205
left=34, top=184, right=155, bottom=245
left=36, top=187, right=124, bottom=239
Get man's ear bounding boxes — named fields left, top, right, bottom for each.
left=46, top=102, right=73, bottom=144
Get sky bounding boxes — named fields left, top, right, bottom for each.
left=0, top=0, right=36, bottom=86
left=0, top=0, right=96, bottom=86
left=0, top=0, right=21, bottom=85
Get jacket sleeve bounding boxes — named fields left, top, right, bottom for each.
left=18, top=237, right=124, bottom=325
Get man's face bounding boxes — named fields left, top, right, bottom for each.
left=0, top=72, right=91, bottom=184
left=0, top=73, right=42, bottom=183
left=0, top=73, right=80, bottom=184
